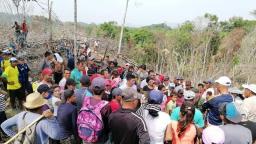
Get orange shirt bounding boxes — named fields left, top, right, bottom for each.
left=171, top=121, right=196, bottom=144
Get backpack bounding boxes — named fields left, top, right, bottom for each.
left=77, top=97, right=108, bottom=142
left=14, top=112, right=41, bottom=144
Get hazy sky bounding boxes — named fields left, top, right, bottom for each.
left=3, top=0, right=256, bottom=26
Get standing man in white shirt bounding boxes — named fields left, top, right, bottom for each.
left=242, top=84, right=256, bottom=122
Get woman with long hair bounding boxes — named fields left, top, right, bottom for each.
left=170, top=101, right=196, bottom=144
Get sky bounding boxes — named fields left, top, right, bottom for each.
left=2, top=0, right=256, bottom=27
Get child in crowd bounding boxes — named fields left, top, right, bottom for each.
left=166, top=94, right=178, bottom=114
left=50, top=85, right=62, bottom=116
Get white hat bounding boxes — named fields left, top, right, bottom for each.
left=202, top=126, right=225, bottom=144
left=23, top=92, right=47, bottom=109
left=229, top=87, right=242, bottom=95
left=54, top=53, right=63, bottom=63
left=2, top=49, right=10, bottom=54
left=10, top=57, right=18, bottom=62
left=215, top=76, right=231, bottom=87
left=242, top=84, right=256, bottom=94
left=184, top=90, right=196, bottom=100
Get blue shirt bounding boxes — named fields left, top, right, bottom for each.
left=202, top=94, right=233, bottom=125
left=70, top=68, right=82, bottom=88
left=170, top=107, right=205, bottom=128
left=17, top=63, right=30, bottom=83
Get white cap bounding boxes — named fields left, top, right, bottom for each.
left=242, top=84, right=256, bottom=94
left=54, top=53, right=63, bottom=63
left=215, top=76, right=231, bottom=87
left=125, top=63, right=130, bottom=66
left=10, top=57, right=17, bottom=62
left=184, top=90, right=196, bottom=100
left=2, top=49, right=10, bottom=54
left=229, top=87, right=242, bottom=95
left=169, top=83, right=175, bottom=88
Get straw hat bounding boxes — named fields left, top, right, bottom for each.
left=23, top=92, right=47, bottom=109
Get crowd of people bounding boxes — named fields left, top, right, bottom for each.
left=0, top=48, right=254, bottom=144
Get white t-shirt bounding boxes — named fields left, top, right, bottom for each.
left=51, top=96, right=61, bottom=116
left=243, top=96, right=256, bottom=122
left=140, top=79, right=148, bottom=89
left=143, top=110, right=171, bottom=144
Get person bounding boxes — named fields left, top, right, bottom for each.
left=171, top=90, right=205, bottom=129
left=77, top=77, right=111, bottom=143
left=202, top=126, right=225, bottom=144
left=50, top=85, right=61, bottom=117
left=53, top=53, right=64, bottom=84
left=184, top=80, right=192, bottom=91
left=1, top=92, right=60, bottom=144
left=64, top=78, right=76, bottom=91
left=59, top=68, right=71, bottom=92
left=39, top=51, right=54, bottom=72
left=75, top=75, right=93, bottom=110
left=166, top=93, right=177, bottom=114
left=17, top=57, right=33, bottom=95
left=106, top=61, right=115, bottom=74
left=57, top=89, right=80, bottom=143
left=38, top=68, right=53, bottom=87
left=219, top=102, right=252, bottom=144
left=87, top=56, right=98, bottom=75
left=0, top=92, right=7, bottom=142
left=109, top=87, right=150, bottom=144
left=109, top=88, right=122, bottom=112
left=21, top=19, right=28, bottom=40
left=37, top=84, right=53, bottom=112
left=70, top=60, right=85, bottom=88
left=201, top=79, right=214, bottom=102
left=169, top=101, right=197, bottom=144
left=143, top=77, right=155, bottom=92
left=202, top=76, right=233, bottom=126
left=137, top=64, right=148, bottom=82
left=174, top=85, right=184, bottom=107
left=111, top=70, right=122, bottom=88
left=143, top=90, right=171, bottom=144
left=12, top=21, right=21, bottom=41
left=119, top=73, right=137, bottom=91
left=1, top=57, right=24, bottom=109
left=0, top=50, right=11, bottom=72
left=242, top=84, right=256, bottom=122
left=140, top=70, right=155, bottom=89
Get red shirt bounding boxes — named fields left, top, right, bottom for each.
left=22, top=22, right=28, bottom=32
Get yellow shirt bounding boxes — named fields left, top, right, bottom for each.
left=1, top=59, right=11, bottom=71
left=2, top=66, right=21, bottom=90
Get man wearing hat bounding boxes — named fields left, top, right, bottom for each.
left=0, top=50, right=11, bottom=72
left=219, top=102, right=252, bottom=144
left=202, top=76, right=233, bottom=126
left=108, top=87, right=150, bottom=144
left=242, top=84, right=256, bottom=122
left=1, top=57, right=24, bottom=109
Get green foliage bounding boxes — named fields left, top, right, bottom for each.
left=98, top=21, right=119, bottom=39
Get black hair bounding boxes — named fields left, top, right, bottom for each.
left=126, top=73, right=136, bottom=80
left=158, top=85, right=165, bottom=91
left=198, top=83, right=204, bottom=87
left=178, top=101, right=195, bottom=137
left=148, top=70, right=154, bottom=75
left=92, top=87, right=105, bottom=95
left=65, top=78, right=76, bottom=89
left=111, top=70, right=119, bottom=78
left=139, top=64, right=146, bottom=70
left=64, top=68, right=71, bottom=72
left=146, top=77, right=154, bottom=83
left=44, top=51, right=52, bottom=58
left=64, top=89, right=74, bottom=102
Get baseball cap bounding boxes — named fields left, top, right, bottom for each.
left=184, top=90, right=196, bottom=100
left=174, top=85, right=183, bottom=93
left=203, top=79, right=214, bottom=84
left=91, top=77, right=105, bottom=90
left=202, top=126, right=225, bottom=144
left=42, top=68, right=53, bottom=76
left=164, top=76, right=170, bottom=81
left=80, top=75, right=90, bottom=85
left=215, top=76, right=231, bottom=87
left=219, top=102, right=242, bottom=123
left=122, top=88, right=141, bottom=102
left=37, top=84, right=50, bottom=94
left=242, top=84, right=256, bottom=94
left=2, top=49, right=11, bottom=54
left=169, top=83, right=175, bottom=89
left=148, top=90, right=164, bottom=104
left=112, top=88, right=122, bottom=97
left=10, top=57, right=18, bottom=62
